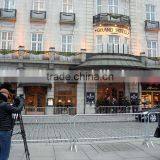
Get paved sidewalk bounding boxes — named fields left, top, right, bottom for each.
left=9, top=140, right=160, bottom=160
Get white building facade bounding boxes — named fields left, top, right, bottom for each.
left=0, top=0, right=160, bottom=115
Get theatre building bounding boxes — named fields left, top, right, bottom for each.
left=0, top=0, right=160, bottom=114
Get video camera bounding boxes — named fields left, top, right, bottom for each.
left=0, top=82, right=16, bottom=95
left=0, top=82, right=24, bottom=107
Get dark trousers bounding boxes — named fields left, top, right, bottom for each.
left=0, top=131, right=12, bottom=160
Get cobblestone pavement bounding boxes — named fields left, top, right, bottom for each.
left=9, top=140, right=160, bottom=160
left=12, top=115, right=157, bottom=143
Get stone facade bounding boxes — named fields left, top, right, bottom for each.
left=0, top=0, right=160, bottom=114
left=0, top=0, right=159, bottom=54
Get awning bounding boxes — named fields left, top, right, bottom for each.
left=77, top=53, right=146, bottom=69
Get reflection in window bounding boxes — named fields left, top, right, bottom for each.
left=96, top=0, right=102, bottom=14
left=146, top=4, right=155, bottom=21
left=108, top=0, right=118, bottom=14
left=31, top=33, right=43, bottom=51
left=63, top=0, right=73, bottom=13
left=96, top=35, right=103, bottom=53
left=62, top=35, right=73, bottom=52
left=108, top=35, right=120, bottom=53
left=147, top=40, right=157, bottom=57
left=0, top=31, right=13, bottom=50
left=33, top=0, right=45, bottom=11
left=4, top=0, right=15, bottom=9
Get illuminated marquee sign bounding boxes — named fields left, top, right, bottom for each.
left=95, top=26, right=130, bottom=38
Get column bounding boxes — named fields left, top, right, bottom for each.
left=129, top=81, right=140, bottom=112
left=125, top=82, right=130, bottom=98
left=17, top=86, right=24, bottom=96
left=46, top=83, right=54, bottom=115
left=85, top=82, right=96, bottom=114
left=77, top=82, right=85, bottom=114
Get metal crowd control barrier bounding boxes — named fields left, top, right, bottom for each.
left=12, top=115, right=74, bottom=144
left=145, top=111, right=160, bottom=147
left=70, top=113, right=158, bottom=151
left=25, top=106, right=76, bottom=115
left=95, top=106, right=140, bottom=113
left=12, top=112, right=159, bottom=152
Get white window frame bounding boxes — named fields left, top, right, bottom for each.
left=62, top=0, right=73, bottom=13
left=109, top=35, right=120, bottom=44
left=147, top=40, right=157, bottom=57
left=124, top=37, right=129, bottom=54
left=31, top=33, right=43, bottom=51
left=122, top=0, right=128, bottom=16
left=61, top=35, right=73, bottom=52
left=0, top=31, right=13, bottom=50
left=3, top=0, right=15, bottom=9
left=33, top=0, right=45, bottom=11
left=96, top=0, right=102, bottom=14
left=108, top=35, right=120, bottom=53
left=146, top=4, right=155, bottom=21
left=96, top=35, right=103, bottom=53
left=108, top=0, right=118, bottom=14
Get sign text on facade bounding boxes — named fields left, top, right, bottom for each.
left=95, top=26, right=130, bottom=38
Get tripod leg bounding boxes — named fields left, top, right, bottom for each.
left=19, top=115, right=30, bottom=160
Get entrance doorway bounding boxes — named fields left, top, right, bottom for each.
left=97, top=83, right=125, bottom=103
left=24, top=86, right=47, bottom=115
left=54, top=83, right=77, bottom=115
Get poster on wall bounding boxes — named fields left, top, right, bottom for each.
left=130, top=93, right=139, bottom=105
left=86, top=92, right=95, bottom=105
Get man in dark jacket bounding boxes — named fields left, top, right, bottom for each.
left=0, top=88, right=24, bottom=160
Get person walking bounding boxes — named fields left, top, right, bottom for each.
left=0, top=88, right=24, bottom=160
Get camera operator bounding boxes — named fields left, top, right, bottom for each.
left=0, top=88, right=24, bottom=160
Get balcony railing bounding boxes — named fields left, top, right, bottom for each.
left=0, top=8, right=16, bottom=22
left=93, top=13, right=130, bottom=27
left=0, top=50, right=83, bottom=63
left=30, top=10, right=46, bottom=22
left=145, top=20, right=159, bottom=31
left=97, top=43, right=130, bottom=54
left=60, top=12, right=75, bottom=24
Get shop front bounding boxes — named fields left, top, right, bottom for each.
left=54, top=83, right=77, bottom=115
left=141, top=83, right=160, bottom=109
left=97, top=83, right=125, bottom=103
left=24, top=86, right=47, bottom=115
left=96, top=83, right=126, bottom=113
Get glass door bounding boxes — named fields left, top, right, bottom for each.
left=24, top=86, right=47, bottom=115
left=54, top=83, right=77, bottom=115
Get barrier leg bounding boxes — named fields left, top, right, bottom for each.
left=70, top=140, right=78, bottom=152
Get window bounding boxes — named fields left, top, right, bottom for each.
left=31, top=33, right=43, bottom=51
left=147, top=40, right=157, bottom=57
left=108, top=0, right=118, bottom=14
left=63, top=0, right=73, bottom=13
left=122, top=0, right=128, bottom=15
left=124, top=37, right=129, bottom=53
left=62, top=35, right=73, bottom=52
left=96, top=0, right=102, bottom=14
left=33, top=0, right=45, bottom=11
left=146, top=4, right=155, bottom=21
left=3, top=0, right=15, bottom=9
left=108, top=35, right=119, bottom=53
left=109, top=35, right=119, bottom=44
left=0, top=31, right=13, bottom=50
left=96, top=35, right=103, bottom=52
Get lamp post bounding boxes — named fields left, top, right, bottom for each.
left=80, top=48, right=86, bottom=62
left=18, top=46, right=25, bottom=60
left=49, top=47, right=55, bottom=62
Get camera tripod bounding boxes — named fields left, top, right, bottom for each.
left=12, top=113, right=30, bottom=160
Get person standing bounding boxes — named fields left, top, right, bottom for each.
left=0, top=88, right=24, bottom=160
